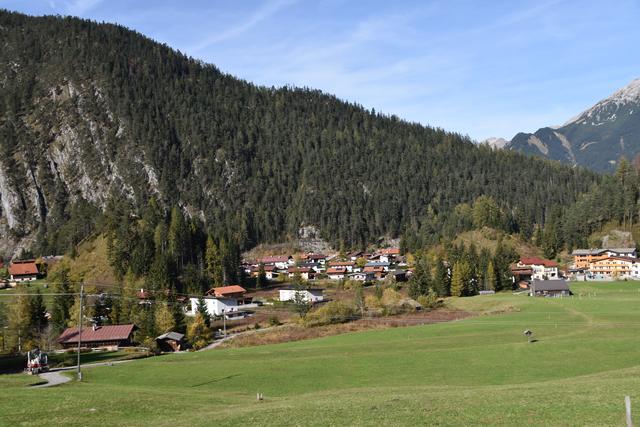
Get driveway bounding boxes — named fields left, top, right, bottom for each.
left=33, top=360, right=134, bottom=388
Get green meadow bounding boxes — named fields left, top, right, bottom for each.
left=1, top=281, right=640, bottom=426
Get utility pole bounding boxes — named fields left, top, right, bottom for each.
left=76, top=282, right=84, bottom=381
left=222, top=309, right=227, bottom=338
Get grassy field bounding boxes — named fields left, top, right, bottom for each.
left=2, top=281, right=640, bottom=426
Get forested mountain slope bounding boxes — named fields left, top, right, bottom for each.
left=508, top=78, right=640, bottom=172
left=0, top=10, right=598, bottom=257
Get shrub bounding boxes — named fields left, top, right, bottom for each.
left=303, top=301, right=356, bottom=327
left=268, top=316, right=281, bottom=326
left=416, top=289, right=440, bottom=310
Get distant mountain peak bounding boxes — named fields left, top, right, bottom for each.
left=481, top=137, right=509, bottom=149
left=507, top=77, right=640, bottom=172
left=565, top=77, right=640, bottom=127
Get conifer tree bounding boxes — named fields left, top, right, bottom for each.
left=50, top=267, right=72, bottom=333
left=433, top=257, right=451, bottom=297
left=256, top=263, right=267, bottom=289
left=485, top=260, right=496, bottom=291
left=196, top=297, right=210, bottom=327
left=205, top=235, right=224, bottom=286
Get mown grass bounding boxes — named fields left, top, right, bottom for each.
left=2, top=281, right=640, bottom=426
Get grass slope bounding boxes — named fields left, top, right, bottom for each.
left=2, top=282, right=640, bottom=426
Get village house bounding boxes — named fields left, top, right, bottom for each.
left=257, top=255, right=294, bottom=270
left=377, top=247, right=401, bottom=263
left=363, top=265, right=386, bottom=279
left=327, top=261, right=356, bottom=272
left=57, top=324, right=137, bottom=349
left=349, top=271, right=375, bottom=282
left=279, top=287, right=324, bottom=303
left=136, top=288, right=153, bottom=305
left=347, top=251, right=364, bottom=261
left=572, top=248, right=637, bottom=270
left=302, top=253, right=327, bottom=268
left=364, top=261, right=390, bottom=272
left=155, top=332, right=185, bottom=352
left=587, top=256, right=640, bottom=279
left=188, top=285, right=253, bottom=317
left=251, top=264, right=279, bottom=280
left=517, top=257, right=559, bottom=280
left=326, top=266, right=348, bottom=280
left=8, top=259, right=39, bottom=282
left=510, top=264, right=534, bottom=286
left=529, top=279, right=571, bottom=297
left=287, top=266, right=316, bottom=281
left=390, top=269, right=408, bottom=282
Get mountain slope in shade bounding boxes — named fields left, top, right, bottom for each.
left=507, top=78, right=640, bottom=172
left=0, top=11, right=598, bottom=257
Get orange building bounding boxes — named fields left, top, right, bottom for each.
left=572, top=248, right=637, bottom=270
left=588, top=256, right=639, bottom=278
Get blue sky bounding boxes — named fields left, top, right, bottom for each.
left=2, top=0, right=640, bottom=140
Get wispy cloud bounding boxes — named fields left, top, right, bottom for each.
left=47, top=0, right=104, bottom=16
left=190, top=0, right=297, bottom=53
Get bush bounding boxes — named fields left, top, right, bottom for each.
left=268, top=316, right=281, bottom=326
left=416, top=290, right=440, bottom=310
left=303, top=301, right=356, bottom=327
left=141, top=337, right=160, bottom=355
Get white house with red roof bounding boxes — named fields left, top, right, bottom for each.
left=326, top=266, right=348, bottom=280
left=257, top=255, right=293, bottom=270
left=188, top=285, right=255, bottom=317
left=8, top=259, right=39, bottom=282
left=287, top=266, right=315, bottom=280
left=517, top=257, right=559, bottom=280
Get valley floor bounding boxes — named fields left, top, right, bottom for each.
left=1, top=282, right=640, bottom=426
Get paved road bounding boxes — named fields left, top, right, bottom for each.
left=33, top=359, right=134, bottom=388
left=33, top=370, right=71, bottom=388
left=200, top=326, right=278, bottom=351
left=200, top=334, right=238, bottom=350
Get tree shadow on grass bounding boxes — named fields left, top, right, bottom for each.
left=191, top=374, right=241, bottom=387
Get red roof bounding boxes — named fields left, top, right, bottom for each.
left=304, top=253, right=327, bottom=260
left=251, top=265, right=276, bottom=272
left=380, top=248, right=400, bottom=255
left=206, top=285, right=246, bottom=297
left=328, top=261, right=355, bottom=267
left=137, top=289, right=152, bottom=299
left=326, top=267, right=347, bottom=274
left=288, top=267, right=312, bottom=273
left=57, top=324, right=136, bottom=344
left=520, top=257, right=558, bottom=267
left=8, top=260, right=39, bottom=276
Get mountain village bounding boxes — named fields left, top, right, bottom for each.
left=3, top=243, right=640, bottom=357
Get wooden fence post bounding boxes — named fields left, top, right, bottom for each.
left=625, top=395, right=633, bottom=427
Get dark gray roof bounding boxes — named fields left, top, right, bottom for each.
left=365, top=262, right=390, bottom=267
left=531, top=280, right=570, bottom=292
left=156, top=332, right=185, bottom=341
